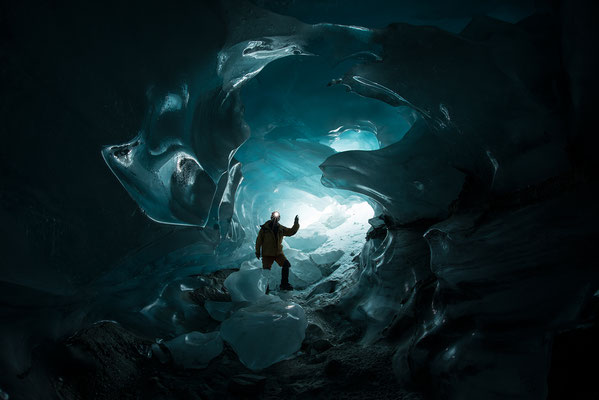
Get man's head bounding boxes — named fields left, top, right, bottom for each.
left=271, top=210, right=280, bottom=223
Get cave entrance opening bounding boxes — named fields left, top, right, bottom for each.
left=233, top=135, right=377, bottom=289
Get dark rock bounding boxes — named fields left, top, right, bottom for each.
left=54, top=321, right=152, bottom=399
left=312, top=339, right=333, bottom=353
left=304, top=323, right=325, bottom=342
left=547, top=323, right=599, bottom=400
left=189, top=268, right=237, bottom=305
left=324, top=359, right=344, bottom=377
left=228, top=374, right=266, bottom=396
left=189, top=285, right=232, bottom=305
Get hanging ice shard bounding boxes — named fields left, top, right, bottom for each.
left=218, top=0, right=382, bottom=96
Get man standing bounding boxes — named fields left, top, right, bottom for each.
left=255, top=211, right=300, bottom=291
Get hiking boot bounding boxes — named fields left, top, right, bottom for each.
left=280, top=261, right=293, bottom=291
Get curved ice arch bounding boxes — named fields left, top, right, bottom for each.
left=330, top=22, right=569, bottom=192
left=218, top=0, right=382, bottom=95
left=320, top=119, right=465, bottom=224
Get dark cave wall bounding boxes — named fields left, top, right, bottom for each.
left=0, top=0, right=226, bottom=293
left=2, top=0, right=594, bottom=293
left=1, top=2, right=599, bottom=398
left=558, top=0, right=599, bottom=170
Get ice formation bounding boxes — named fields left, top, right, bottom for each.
left=223, top=267, right=268, bottom=303
left=320, top=120, right=466, bottom=223
left=4, top=1, right=593, bottom=399
left=220, top=296, right=308, bottom=371
left=101, top=83, right=249, bottom=227
left=204, top=301, right=235, bottom=322
left=162, top=331, right=223, bottom=369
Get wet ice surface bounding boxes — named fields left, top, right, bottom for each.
left=224, top=268, right=268, bottom=302
left=221, top=296, right=308, bottom=371
left=39, top=2, right=592, bottom=399
left=162, top=331, right=223, bottom=369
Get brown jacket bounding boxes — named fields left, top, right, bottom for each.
left=255, top=220, right=300, bottom=257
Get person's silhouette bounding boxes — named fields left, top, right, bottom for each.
left=255, top=211, right=300, bottom=292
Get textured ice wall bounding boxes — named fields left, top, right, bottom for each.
left=327, top=18, right=569, bottom=194
left=95, top=3, right=592, bottom=399
left=332, top=14, right=596, bottom=400
left=102, top=84, right=249, bottom=227
left=321, top=119, right=465, bottom=224
left=101, top=0, right=413, bottom=232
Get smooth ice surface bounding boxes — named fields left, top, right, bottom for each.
left=220, top=296, right=307, bottom=370
left=102, top=82, right=249, bottom=227
left=204, top=301, right=235, bottom=322
left=224, top=268, right=268, bottom=302
left=163, top=331, right=223, bottom=369
left=284, top=249, right=322, bottom=289
left=321, top=120, right=465, bottom=224
left=327, top=128, right=380, bottom=152
left=310, top=249, right=344, bottom=266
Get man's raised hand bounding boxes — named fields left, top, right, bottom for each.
left=295, top=215, right=299, bottom=224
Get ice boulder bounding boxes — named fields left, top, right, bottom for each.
left=285, top=248, right=323, bottom=288
left=224, top=267, right=268, bottom=302
left=204, top=300, right=235, bottom=322
left=310, top=250, right=344, bottom=266
left=220, top=296, right=308, bottom=370
left=162, top=331, right=223, bottom=369
left=285, top=229, right=329, bottom=252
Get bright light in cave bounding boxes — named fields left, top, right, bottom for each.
left=327, top=129, right=380, bottom=152
left=244, top=184, right=375, bottom=257
left=274, top=191, right=374, bottom=230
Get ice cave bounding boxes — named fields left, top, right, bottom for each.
left=1, top=0, right=599, bottom=399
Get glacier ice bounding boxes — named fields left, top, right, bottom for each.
left=327, top=127, right=380, bottom=152
left=85, top=3, right=596, bottom=400
left=331, top=21, right=569, bottom=192
left=102, top=83, right=249, bottom=227
left=310, top=249, right=344, bottom=266
left=224, top=267, right=268, bottom=302
left=163, top=331, right=223, bottom=369
left=320, top=120, right=466, bottom=224
left=284, top=249, right=322, bottom=289
left=220, top=296, right=307, bottom=371
left=204, top=301, right=235, bottom=322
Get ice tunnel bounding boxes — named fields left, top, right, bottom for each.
left=2, top=0, right=599, bottom=399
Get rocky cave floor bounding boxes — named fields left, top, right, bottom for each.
left=43, top=267, right=417, bottom=400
